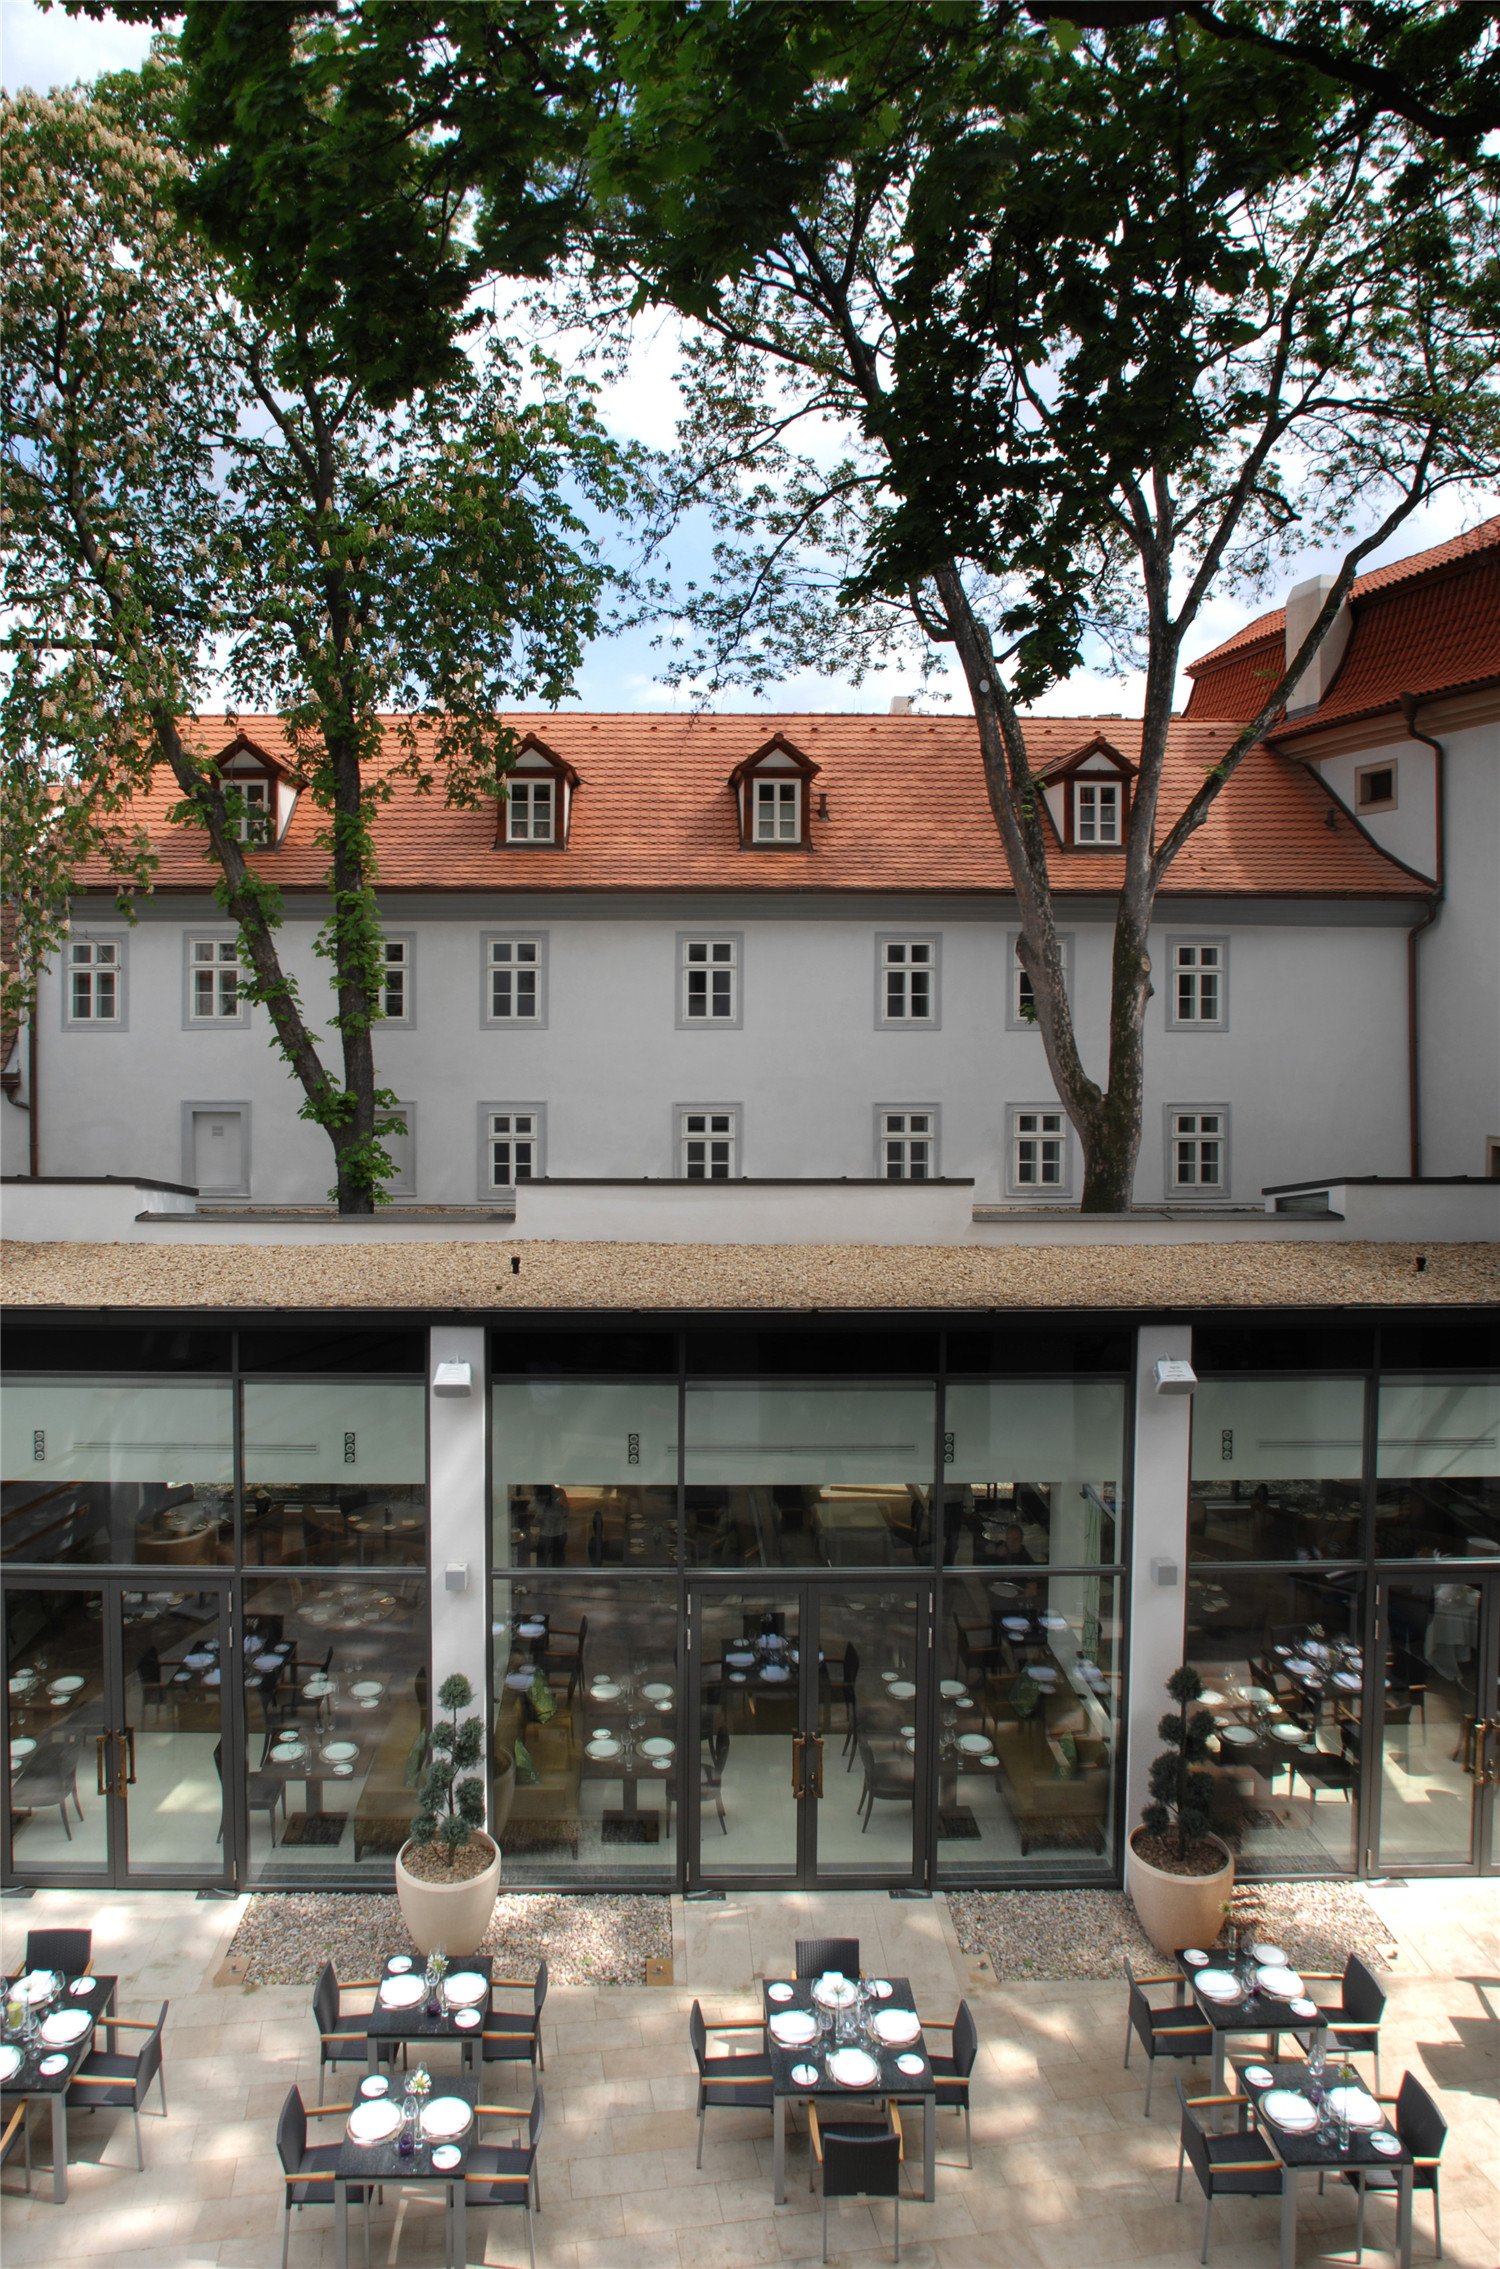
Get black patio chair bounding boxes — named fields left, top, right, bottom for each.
left=1344, top=2071, right=1447, bottom=2262
left=275, top=2084, right=372, bottom=2269
left=1123, top=1958, right=1213, bottom=2117
left=312, top=1961, right=396, bottom=2101
left=64, top=1999, right=168, bottom=2170
left=1293, top=1952, right=1387, bottom=2090
left=475, top=1957, right=548, bottom=2075
left=689, top=1998, right=774, bottom=2167
left=809, top=2107, right=903, bottom=2264
left=459, top=2089, right=544, bottom=2269
left=794, top=1938, right=861, bottom=1981
left=24, top=1927, right=92, bottom=1976
left=904, top=1998, right=979, bottom=2164
left=1174, top=2078, right=1281, bottom=2266
left=0, top=2100, right=31, bottom=2194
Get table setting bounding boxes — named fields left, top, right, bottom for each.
left=0, top=1967, right=118, bottom=2202
left=760, top=1973, right=936, bottom=2205
left=364, top=1953, right=494, bottom=2068
left=1231, top=2053, right=1414, bottom=2269
left=1178, top=1939, right=1325, bottom=2087
left=335, top=2067, right=480, bottom=2268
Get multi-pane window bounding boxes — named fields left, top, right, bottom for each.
left=753, top=779, right=799, bottom=842
left=882, top=939, right=935, bottom=1022
left=489, top=940, right=539, bottom=1020
left=68, top=941, right=119, bottom=1022
left=1075, top=781, right=1120, bottom=844
left=681, top=1110, right=736, bottom=1179
left=682, top=938, right=737, bottom=1022
left=506, top=780, right=554, bottom=843
left=190, top=939, right=241, bottom=1020
left=1173, top=941, right=1223, bottom=1024
left=489, top=1111, right=539, bottom=1187
left=1015, top=963, right=1037, bottom=1024
left=881, top=1111, right=934, bottom=1180
left=236, top=778, right=273, bottom=844
left=1171, top=1110, right=1224, bottom=1190
left=1013, top=1109, right=1065, bottom=1189
left=381, top=939, right=409, bottom=1021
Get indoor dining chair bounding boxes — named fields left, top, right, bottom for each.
left=64, top=1999, right=168, bottom=2170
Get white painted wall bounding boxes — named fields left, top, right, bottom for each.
left=24, top=894, right=1433, bottom=1207
left=1314, top=735, right=1438, bottom=881
left=1124, top=1325, right=1194, bottom=1841
left=1413, top=721, right=1500, bottom=1176
left=426, top=1326, right=491, bottom=1822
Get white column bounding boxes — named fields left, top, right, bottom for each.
left=427, top=1325, right=490, bottom=1820
left=1125, top=1324, right=1195, bottom=1838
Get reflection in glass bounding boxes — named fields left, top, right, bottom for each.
left=1185, top=1568, right=1363, bottom=1874
left=5, top=1586, right=108, bottom=1871
left=810, top=1590, right=921, bottom=1878
left=691, top=1591, right=801, bottom=1878
left=1375, top=1376, right=1500, bottom=1558
left=937, top=1570, right=1118, bottom=1874
left=241, top=1383, right=427, bottom=1567
left=120, top=1588, right=226, bottom=1877
left=492, top=1383, right=678, bottom=1566
left=1, top=1378, right=233, bottom=1564
left=944, top=1382, right=1123, bottom=1566
left=1189, top=1380, right=1366, bottom=1562
left=683, top=1385, right=936, bottom=1566
left=491, top=1577, right=677, bottom=1881
left=1374, top=1575, right=1484, bottom=1870
left=239, top=1575, right=428, bottom=1883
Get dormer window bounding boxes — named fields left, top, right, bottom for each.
left=507, top=780, right=554, bottom=843
left=1075, top=781, right=1119, bottom=845
left=206, top=729, right=304, bottom=849
left=497, top=733, right=578, bottom=849
left=1034, top=733, right=1138, bottom=851
left=237, top=778, right=273, bottom=845
left=728, top=733, right=820, bottom=849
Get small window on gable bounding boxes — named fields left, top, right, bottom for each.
left=753, top=778, right=800, bottom=842
left=728, top=734, right=819, bottom=849
left=1355, top=762, right=1397, bottom=812
left=508, top=779, right=554, bottom=843
left=1036, top=733, right=1137, bottom=851
left=208, top=730, right=301, bottom=848
left=499, top=735, right=578, bottom=849
left=236, top=778, right=274, bottom=845
left=1075, top=780, right=1120, bottom=844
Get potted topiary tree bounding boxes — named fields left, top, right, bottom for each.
left=1125, top=1664, right=1235, bottom=1955
left=394, top=1673, right=501, bottom=1956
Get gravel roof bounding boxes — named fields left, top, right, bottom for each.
left=3, top=1236, right=1495, bottom=1312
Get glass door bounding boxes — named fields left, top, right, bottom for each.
left=683, top=1582, right=929, bottom=1889
left=3, top=1577, right=231, bottom=1887
left=1372, top=1572, right=1500, bottom=1876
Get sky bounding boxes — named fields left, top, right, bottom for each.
left=4, top=0, right=1492, bottom=721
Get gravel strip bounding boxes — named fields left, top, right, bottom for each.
left=950, top=1882, right=1399, bottom=1983
left=4, top=1237, right=1494, bottom=1311
left=225, top=1890, right=671, bottom=1989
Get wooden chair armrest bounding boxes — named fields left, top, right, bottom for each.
left=465, top=2170, right=528, bottom=2184
left=341, top=1980, right=380, bottom=1991
left=1187, top=2094, right=1242, bottom=2107
left=916, top=2018, right=953, bottom=2034
left=489, top=1978, right=538, bottom=1990
left=320, top=2032, right=368, bottom=2044
left=103, top=2018, right=158, bottom=2031
left=64, top=2074, right=135, bottom=2086
left=2, top=2102, right=26, bottom=2145
left=1213, top=2158, right=1277, bottom=2173
left=1374, top=2095, right=1399, bottom=2105
left=703, top=2070, right=774, bottom=2086
left=1411, top=2155, right=1442, bottom=2167
left=285, top=2171, right=339, bottom=2185
left=1297, top=1973, right=1341, bottom=1982
left=308, top=2103, right=356, bottom=2117
left=481, top=2029, right=533, bottom=2040
left=716, top=2021, right=767, bottom=2034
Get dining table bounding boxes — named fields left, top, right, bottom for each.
left=1176, top=1950, right=1328, bottom=2091
left=1231, top=2055, right=1414, bottom=2269
left=333, top=2070, right=481, bottom=2269
left=761, top=1974, right=937, bottom=2206
left=0, top=1969, right=118, bottom=2202
left=363, top=1955, right=495, bottom=2072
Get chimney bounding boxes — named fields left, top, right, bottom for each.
left=1283, top=573, right=1353, bottom=718
left=888, top=695, right=913, bottom=715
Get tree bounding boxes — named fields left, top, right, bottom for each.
left=2, top=65, right=635, bottom=1208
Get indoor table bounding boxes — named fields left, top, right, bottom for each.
left=364, top=1955, right=494, bottom=2072
left=0, top=1970, right=117, bottom=2202
left=761, top=1976, right=937, bottom=2205
left=333, top=2071, right=480, bottom=2269
left=1232, top=2056, right=1414, bottom=2269
left=1177, top=1954, right=1328, bottom=2091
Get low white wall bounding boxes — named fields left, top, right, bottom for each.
left=0, top=1179, right=197, bottom=1240
left=516, top=1179, right=977, bottom=1245
left=1268, top=1182, right=1500, bottom=1241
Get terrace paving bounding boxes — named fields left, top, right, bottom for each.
left=2, top=1882, right=1495, bottom=2269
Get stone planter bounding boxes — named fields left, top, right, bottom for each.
left=395, top=1832, right=500, bottom=1958
left=1126, top=1829, right=1234, bottom=1957
left=491, top=1749, right=517, bottom=1840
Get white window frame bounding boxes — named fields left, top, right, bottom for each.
left=505, top=778, right=556, bottom=844
left=877, top=1107, right=938, bottom=1180
left=877, top=935, right=940, bottom=1029
left=1005, top=931, right=1072, bottom=1032
left=481, top=933, right=547, bottom=1028
left=381, top=1102, right=416, bottom=1197
left=1355, top=760, right=1398, bottom=813
left=63, top=936, right=124, bottom=1029
left=234, top=776, right=274, bottom=845
left=751, top=777, right=801, bottom=844
left=379, top=934, right=414, bottom=1026
left=1166, top=936, right=1228, bottom=1030
left=1166, top=1104, right=1230, bottom=1198
left=1073, top=778, right=1122, bottom=845
left=1006, top=1104, right=1072, bottom=1198
left=183, top=933, right=250, bottom=1027
left=677, top=1105, right=740, bottom=1179
left=677, top=934, right=741, bottom=1028
left=480, top=1103, right=545, bottom=1195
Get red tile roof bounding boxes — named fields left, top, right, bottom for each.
left=1184, top=515, right=1500, bottom=730
left=74, top=710, right=1425, bottom=902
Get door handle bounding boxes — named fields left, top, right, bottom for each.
left=807, top=1732, right=825, bottom=1800
left=96, top=1733, right=111, bottom=1796
left=790, top=1733, right=805, bottom=1798
left=1461, top=1717, right=1479, bottom=1774
left=119, top=1726, right=137, bottom=1794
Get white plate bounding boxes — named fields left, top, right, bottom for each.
left=1370, top=2131, right=1403, bottom=2156
left=302, top=1682, right=333, bottom=1698
left=725, top=1653, right=755, bottom=1668
left=38, top=2053, right=70, bottom=2077
left=1289, top=1998, right=1320, bottom=2019
left=1198, top=1690, right=1225, bottom=1707
left=585, top=1739, right=622, bottom=1759
left=40, top=2010, right=90, bottom=2046
left=1262, top=2089, right=1317, bottom=2132
left=651, top=1757, right=671, bottom=1771
left=828, top=2048, right=880, bottom=2089
left=1002, top=1617, right=1029, bottom=1631
left=431, top=2143, right=462, bottom=2171
left=641, top=1682, right=673, bottom=1701
left=16, top=1971, right=59, bottom=2003
left=769, top=2012, right=819, bottom=2048
left=729, top=1672, right=747, bottom=1683
left=957, top=1733, right=994, bottom=1755
left=939, top=1681, right=968, bottom=1699
left=888, top=1681, right=916, bottom=1700
left=360, top=2075, right=390, bottom=2098
left=767, top=1982, right=794, bottom=2004
left=759, top=1665, right=790, bottom=1683
left=379, top=1975, right=426, bottom=2008
left=1219, top=1725, right=1258, bottom=1746
left=1271, top=1724, right=1305, bottom=1744
left=1242, top=2065, right=1275, bottom=2087
left=791, top=2062, right=819, bottom=2086
left=1182, top=1950, right=1208, bottom=1966
left=69, top=1979, right=95, bottom=1997
left=590, top=1681, right=621, bottom=1698
left=49, top=1676, right=84, bottom=1693
left=444, top=1973, right=488, bottom=2007
left=1255, top=1967, right=1304, bottom=1999
left=896, top=2052, right=925, bottom=2076
left=252, top=1656, right=282, bottom=1674
left=812, top=1976, right=858, bottom=2009
left=872, top=2010, right=921, bottom=2046
left=0, top=2046, right=21, bottom=2083
left=1250, top=1945, right=1286, bottom=1966
left=1041, top=1614, right=1068, bottom=1630
left=517, top=1623, right=546, bottom=1638
left=1196, top=1971, right=1241, bottom=2002
left=10, top=1737, right=37, bottom=1759
left=388, top=1956, right=412, bottom=1973
left=1243, top=1685, right=1274, bottom=1703
left=321, top=1741, right=359, bottom=1763
left=1326, top=2086, right=1382, bottom=2129
left=1333, top=1671, right=1361, bottom=1691
left=454, top=2008, right=481, bottom=2030
left=8, top=1674, right=35, bottom=1692
left=350, top=1681, right=383, bottom=1698
left=641, top=1736, right=675, bottom=1758
left=421, top=2097, right=473, bottom=2141
left=347, top=2100, right=403, bottom=2145
left=1286, top=1659, right=1316, bottom=1677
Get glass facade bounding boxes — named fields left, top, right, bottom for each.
left=2, top=1378, right=234, bottom=1564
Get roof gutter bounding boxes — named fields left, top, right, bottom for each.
left=1400, top=692, right=1445, bottom=1177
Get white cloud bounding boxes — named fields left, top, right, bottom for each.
left=1, top=0, right=159, bottom=91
